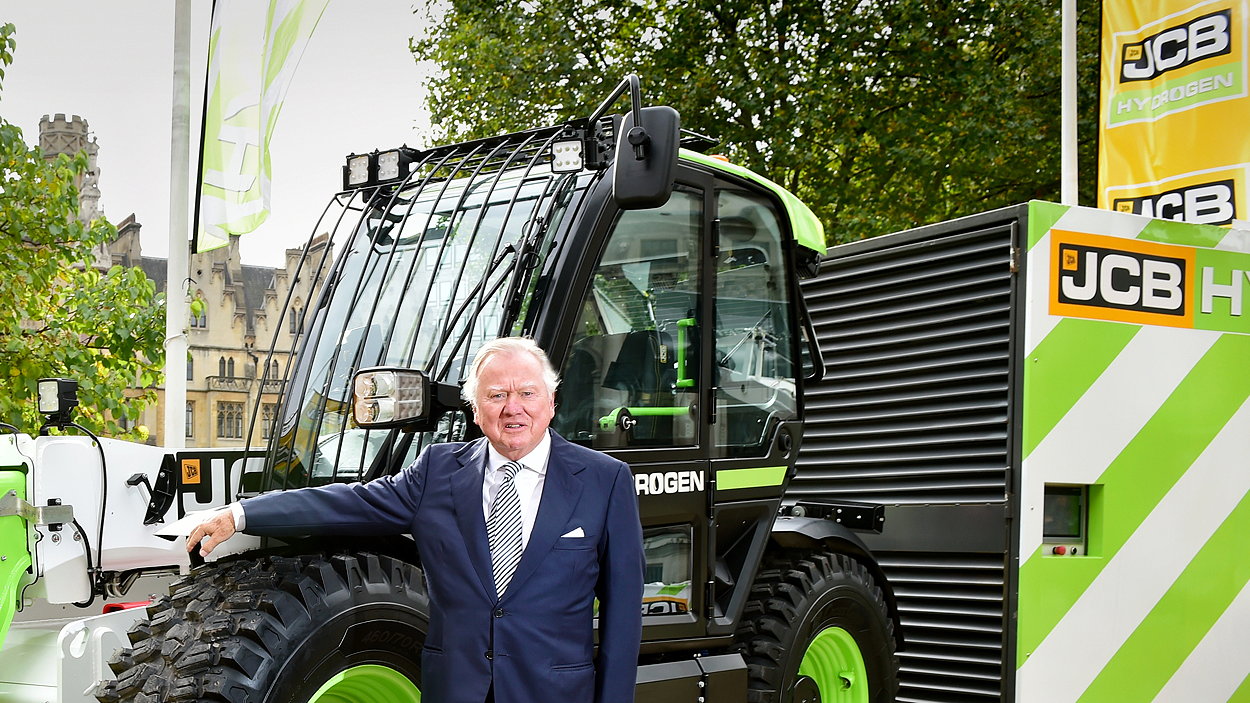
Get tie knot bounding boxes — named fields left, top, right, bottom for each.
left=501, top=461, right=523, bottom=480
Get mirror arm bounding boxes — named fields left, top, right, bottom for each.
left=588, top=74, right=649, bottom=159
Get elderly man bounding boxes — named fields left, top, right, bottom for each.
left=189, top=337, right=644, bottom=703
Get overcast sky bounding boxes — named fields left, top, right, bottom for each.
left=2, top=1, right=434, bottom=266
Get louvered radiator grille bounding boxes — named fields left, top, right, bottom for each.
left=796, top=216, right=1022, bottom=701
left=797, top=223, right=1016, bottom=503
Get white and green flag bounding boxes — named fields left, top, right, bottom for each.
left=197, top=0, right=329, bottom=253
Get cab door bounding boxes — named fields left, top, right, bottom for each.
left=550, top=167, right=715, bottom=642
left=704, top=177, right=803, bottom=637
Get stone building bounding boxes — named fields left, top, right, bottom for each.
left=40, top=114, right=331, bottom=447
left=111, top=221, right=329, bottom=447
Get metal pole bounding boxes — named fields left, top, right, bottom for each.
left=1061, top=0, right=1078, bottom=205
left=164, top=0, right=192, bottom=448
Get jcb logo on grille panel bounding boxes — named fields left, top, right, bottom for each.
left=1050, top=230, right=1195, bottom=328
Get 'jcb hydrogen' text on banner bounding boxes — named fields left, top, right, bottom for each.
left=1099, top=0, right=1250, bottom=225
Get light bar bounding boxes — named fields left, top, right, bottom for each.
left=342, top=148, right=418, bottom=191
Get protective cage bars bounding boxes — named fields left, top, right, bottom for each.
left=240, top=121, right=614, bottom=491
left=798, top=209, right=1023, bottom=703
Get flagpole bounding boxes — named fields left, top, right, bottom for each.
left=1061, top=0, right=1078, bottom=205
left=164, top=0, right=192, bottom=448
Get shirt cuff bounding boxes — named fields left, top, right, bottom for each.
left=230, top=501, right=247, bottom=531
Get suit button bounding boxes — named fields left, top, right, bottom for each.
left=485, top=650, right=494, bottom=660
left=494, top=609, right=504, bottom=618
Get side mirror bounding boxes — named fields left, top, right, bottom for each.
left=613, top=106, right=680, bottom=210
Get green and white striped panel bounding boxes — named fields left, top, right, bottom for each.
left=1016, top=201, right=1250, bottom=702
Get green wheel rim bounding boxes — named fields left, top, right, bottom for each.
left=307, top=664, right=421, bottom=703
left=797, top=626, right=869, bottom=703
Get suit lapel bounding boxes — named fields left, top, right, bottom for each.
left=451, top=439, right=494, bottom=598
left=501, top=432, right=585, bottom=602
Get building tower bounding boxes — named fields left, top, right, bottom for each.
left=38, top=114, right=110, bottom=269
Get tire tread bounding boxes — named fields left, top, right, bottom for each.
left=734, top=551, right=899, bottom=703
left=96, top=552, right=425, bottom=703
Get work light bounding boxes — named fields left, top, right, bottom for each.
left=376, top=149, right=413, bottom=182
left=550, top=138, right=584, bottom=173
left=345, top=154, right=371, bottom=189
left=37, top=378, right=79, bottom=426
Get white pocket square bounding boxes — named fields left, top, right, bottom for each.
left=561, top=527, right=585, bottom=538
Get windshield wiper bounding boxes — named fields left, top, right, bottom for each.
left=433, top=243, right=521, bottom=379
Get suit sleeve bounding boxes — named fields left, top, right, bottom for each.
left=594, top=460, right=644, bottom=703
left=240, top=447, right=431, bottom=536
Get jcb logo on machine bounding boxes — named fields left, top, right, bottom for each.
left=1112, top=180, right=1237, bottom=225
left=1051, top=230, right=1195, bottom=327
left=181, top=459, right=202, bottom=485
left=1119, top=10, right=1231, bottom=83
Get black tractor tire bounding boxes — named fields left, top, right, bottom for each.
left=735, top=551, right=899, bottom=703
left=96, top=552, right=428, bottom=703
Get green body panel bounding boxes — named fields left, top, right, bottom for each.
left=1018, top=333, right=1250, bottom=661
left=1076, top=488, right=1250, bottom=701
left=1020, top=319, right=1140, bottom=458
left=1026, top=200, right=1070, bottom=250
left=1194, top=248, right=1250, bottom=335
left=716, top=466, right=787, bottom=491
left=1135, top=216, right=1231, bottom=248
left=680, top=150, right=827, bottom=255
left=0, top=469, right=31, bottom=652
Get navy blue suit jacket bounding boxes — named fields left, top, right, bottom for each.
left=241, top=430, right=644, bottom=703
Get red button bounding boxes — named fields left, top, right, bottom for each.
left=1052, top=545, right=1067, bottom=555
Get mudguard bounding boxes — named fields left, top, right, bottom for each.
left=770, top=514, right=902, bottom=648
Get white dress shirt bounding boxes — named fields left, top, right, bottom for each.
left=481, top=432, right=550, bottom=551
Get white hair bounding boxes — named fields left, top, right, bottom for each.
left=462, top=337, right=560, bottom=408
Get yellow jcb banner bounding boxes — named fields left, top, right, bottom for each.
left=1099, top=0, right=1249, bottom=225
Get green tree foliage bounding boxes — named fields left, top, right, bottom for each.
left=411, top=0, right=1101, bottom=243
left=0, top=23, right=164, bottom=437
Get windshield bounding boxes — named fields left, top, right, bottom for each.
left=264, top=162, right=590, bottom=489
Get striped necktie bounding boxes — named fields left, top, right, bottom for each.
left=487, top=460, right=524, bottom=596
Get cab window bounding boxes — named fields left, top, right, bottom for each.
left=553, top=187, right=703, bottom=449
left=712, top=186, right=797, bottom=455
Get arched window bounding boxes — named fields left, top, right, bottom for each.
left=227, top=358, right=235, bottom=378
left=189, top=290, right=207, bottom=328
left=219, top=357, right=226, bottom=377
left=262, top=403, right=277, bottom=440
left=186, top=357, right=194, bottom=381
left=217, top=402, right=245, bottom=439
